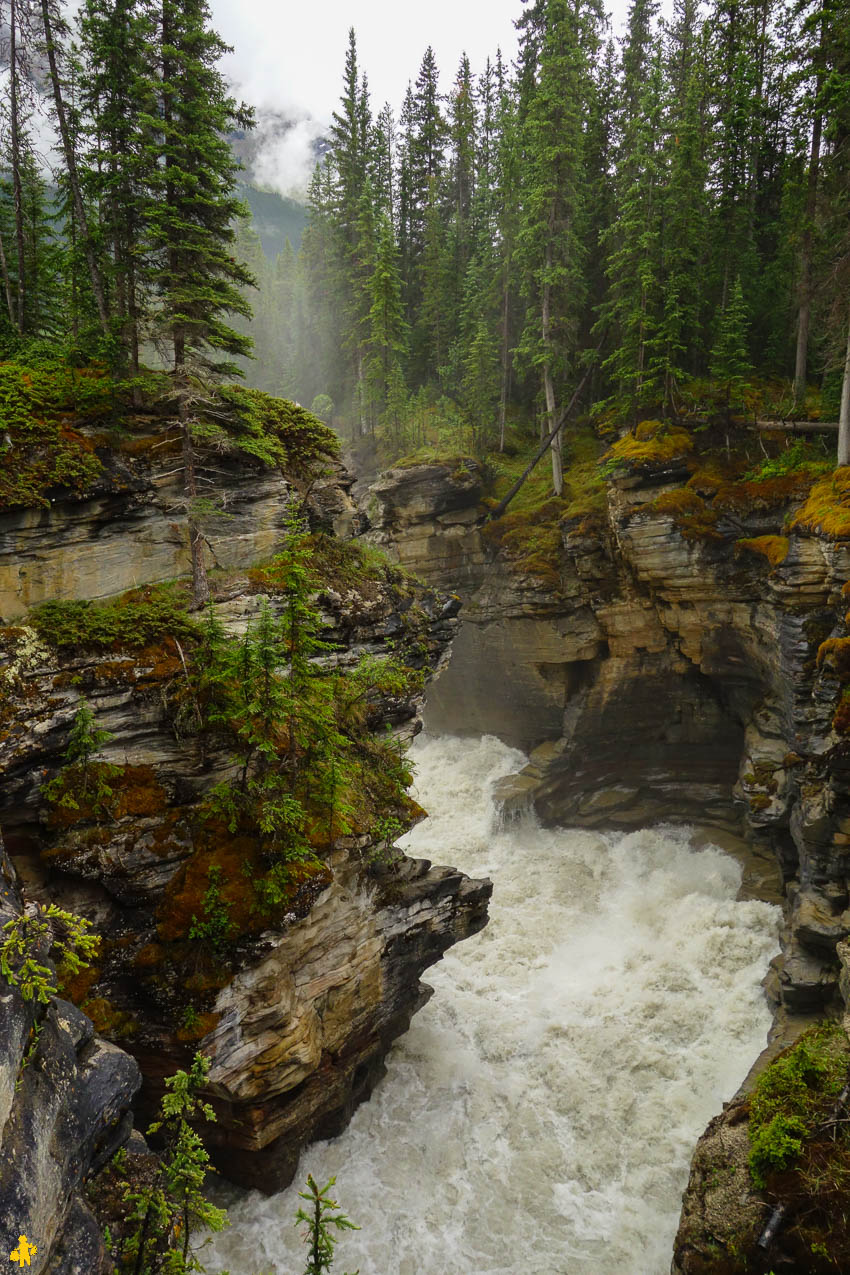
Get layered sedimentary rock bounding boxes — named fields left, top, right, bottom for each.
left=0, top=433, right=491, bottom=1201
left=0, top=431, right=358, bottom=621
left=365, top=460, right=608, bottom=749
left=364, top=456, right=850, bottom=1013
left=363, top=450, right=850, bottom=1272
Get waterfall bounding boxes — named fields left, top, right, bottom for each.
left=207, top=733, right=779, bottom=1275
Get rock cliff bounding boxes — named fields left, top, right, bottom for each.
left=0, top=401, right=492, bottom=1266
left=0, top=837, right=141, bottom=1275
left=362, top=445, right=850, bottom=1272
left=365, top=453, right=850, bottom=1014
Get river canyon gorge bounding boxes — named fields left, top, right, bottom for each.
left=3, top=413, right=850, bottom=1274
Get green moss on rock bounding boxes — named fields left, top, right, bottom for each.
left=653, top=488, right=723, bottom=540
left=30, top=586, right=199, bottom=651
left=790, top=469, right=850, bottom=539
left=604, top=420, right=693, bottom=467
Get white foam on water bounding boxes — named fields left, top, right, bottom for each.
left=206, top=733, right=780, bottom=1275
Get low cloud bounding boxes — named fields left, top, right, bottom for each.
left=246, top=113, right=327, bottom=200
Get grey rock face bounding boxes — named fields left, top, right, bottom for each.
left=0, top=842, right=140, bottom=1275
left=363, top=458, right=850, bottom=1014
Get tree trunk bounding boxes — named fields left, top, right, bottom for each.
left=40, top=0, right=110, bottom=336
left=0, top=229, right=16, bottom=329
left=794, top=101, right=823, bottom=401
left=176, top=352, right=210, bottom=606
left=489, top=356, right=598, bottom=520
left=9, top=0, right=25, bottom=334
left=498, top=263, right=510, bottom=452
left=838, top=310, right=850, bottom=469
left=356, top=347, right=366, bottom=436
left=541, top=241, right=563, bottom=497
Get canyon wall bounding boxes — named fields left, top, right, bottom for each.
left=364, top=448, right=850, bottom=1271
left=0, top=422, right=490, bottom=1270
left=365, top=455, right=850, bottom=1015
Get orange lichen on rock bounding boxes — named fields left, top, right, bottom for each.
left=816, top=636, right=850, bottom=681
left=112, top=765, right=170, bottom=819
left=736, top=535, right=790, bottom=567
left=714, top=471, right=814, bottom=514
left=652, top=488, right=723, bottom=540
left=789, top=468, right=850, bottom=538
left=833, top=690, right=850, bottom=736
left=46, top=763, right=170, bottom=829
left=116, top=431, right=182, bottom=461
left=80, top=997, right=139, bottom=1039
left=176, top=1011, right=220, bottom=1043
left=133, top=943, right=166, bottom=970
left=58, top=963, right=101, bottom=1005
left=482, top=499, right=565, bottom=590
left=155, top=818, right=332, bottom=946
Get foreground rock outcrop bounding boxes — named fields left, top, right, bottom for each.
left=0, top=839, right=141, bottom=1275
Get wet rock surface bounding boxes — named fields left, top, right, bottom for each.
left=0, top=452, right=492, bottom=1208
left=361, top=454, right=850, bottom=1273
left=365, top=457, right=850, bottom=1017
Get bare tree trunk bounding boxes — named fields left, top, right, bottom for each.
left=180, top=419, right=209, bottom=605
left=541, top=241, right=563, bottom=497
left=175, top=341, right=210, bottom=605
left=794, top=103, right=823, bottom=401
left=40, top=0, right=110, bottom=336
left=161, top=0, right=208, bottom=609
left=10, top=0, right=25, bottom=333
left=489, top=355, right=598, bottom=520
left=0, top=229, right=16, bottom=328
left=838, top=310, right=850, bottom=469
left=498, top=264, right=510, bottom=452
left=356, top=347, right=366, bottom=436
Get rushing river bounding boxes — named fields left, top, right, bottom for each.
left=207, top=733, right=780, bottom=1275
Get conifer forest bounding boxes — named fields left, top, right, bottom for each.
left=4, top=1, right=850, bottom=1273
left=0, top=0, right=848, bottom=479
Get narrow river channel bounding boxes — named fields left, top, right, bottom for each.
left=208, top=732, right=780, bottom=1275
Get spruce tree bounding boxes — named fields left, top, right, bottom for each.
left=77, top=0, right=158, bottom=371
left=598, top=0, right=666, bottom=421
left=146, top=0, right=256, bottom=604
left=516, top=0, right=600, bottom=493
left=710, top=275, right=753, bottom=408
left=367, top=211, right=407, bottom=415
left=656, top=0, right=710, bottom=401
left=39, top=0, right=111, bottom=337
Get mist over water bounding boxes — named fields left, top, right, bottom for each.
left=207, top=734, right=780, bottom=1275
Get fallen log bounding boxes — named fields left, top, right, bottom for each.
left=753, top=419, right=838, bottom=432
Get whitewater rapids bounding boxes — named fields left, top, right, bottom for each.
left=207, top=733, right=780, bottom=1275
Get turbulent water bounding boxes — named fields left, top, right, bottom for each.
left=207, top=734, right=780, bottom=1275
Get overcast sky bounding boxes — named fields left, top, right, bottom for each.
left=210, top=0, right=631, bottom=196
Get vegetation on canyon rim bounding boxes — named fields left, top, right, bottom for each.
left=737, top=1022, right=850, bottom=1272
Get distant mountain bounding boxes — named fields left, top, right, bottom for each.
left=240, top=184, right=307, bottom=258
left=231, top=107, right=328, bottom=258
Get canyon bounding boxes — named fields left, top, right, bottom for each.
left=3, top=406, right=850, bottom=1271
